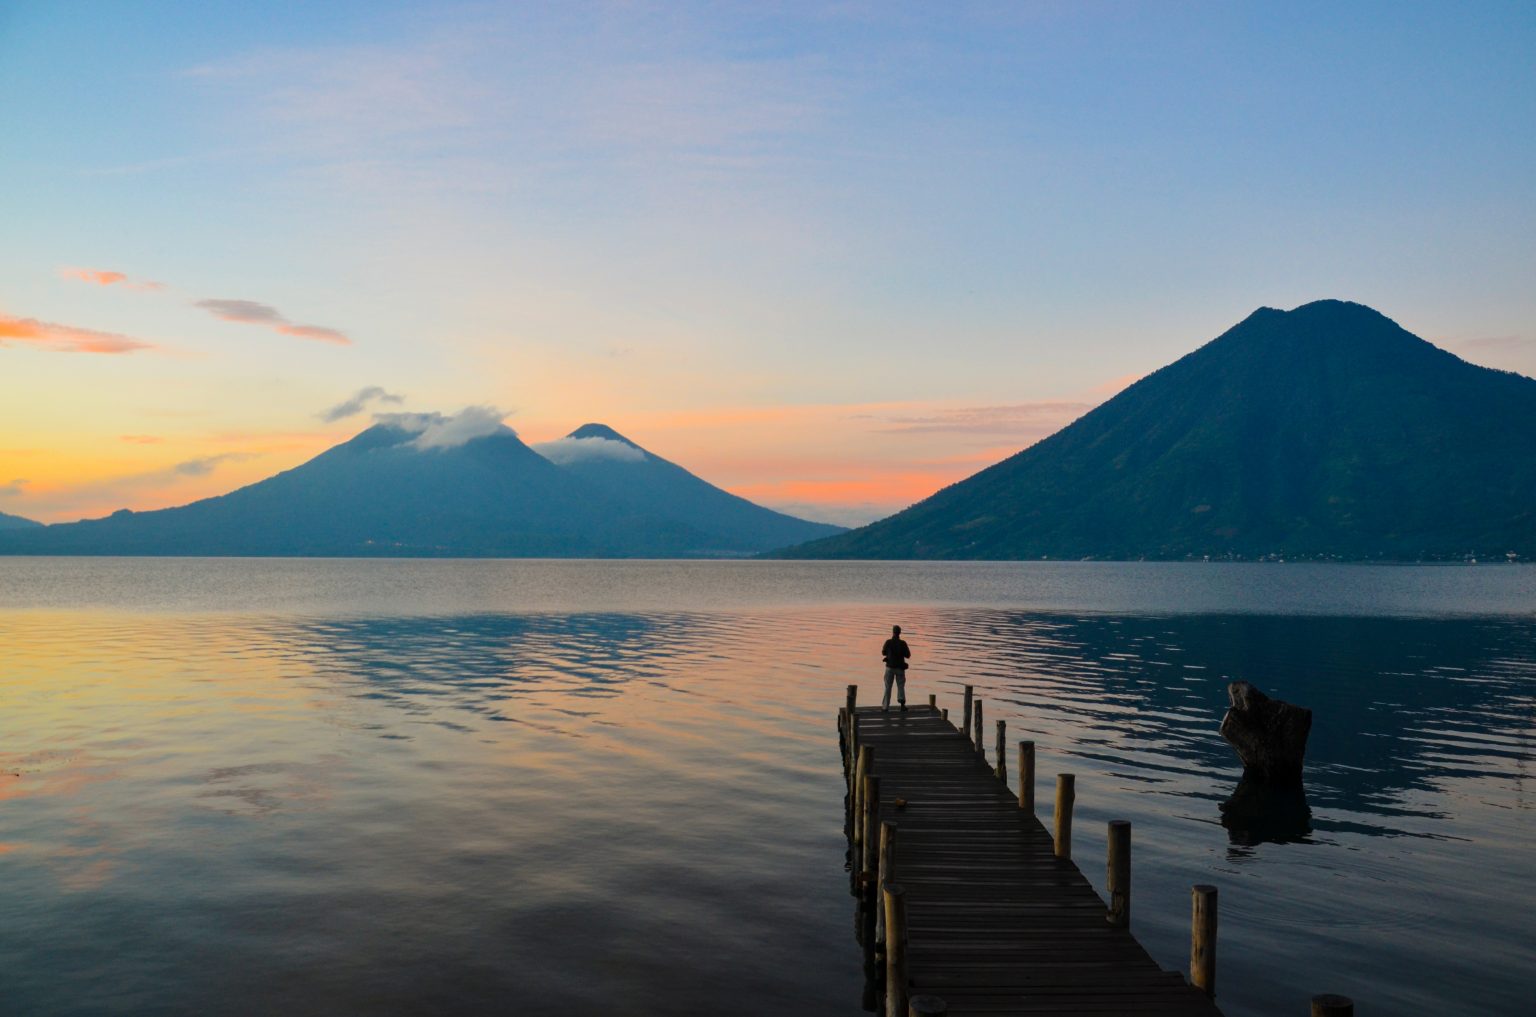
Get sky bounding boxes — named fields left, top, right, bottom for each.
left=2, top=1, right=1534, bottom=526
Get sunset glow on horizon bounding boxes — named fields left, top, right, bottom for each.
left=4, top=2, right=1534, bottom=526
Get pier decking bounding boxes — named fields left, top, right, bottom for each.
left=840, top=693, right=1227, bottom=1017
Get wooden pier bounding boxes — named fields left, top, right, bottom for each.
left=839, top=687, right=1233, bottom=1017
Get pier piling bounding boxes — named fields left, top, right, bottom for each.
left=876, top=821, right=898, bottom=945
left=961, top=686, right=974, bottom=739
left=1107, top=819, right=1131, bottom=928
left=1017, top=740, right=1035, bottom=812
left=1054, top=773, right=1075, bottom=859
left=994, top=719, right=1006, bottom=780
left=1191, top=884, right=1218, bottom=997
left=1309, top=995, right=1353, bottom=1016
left=882, top=883, right=909, bottom=1017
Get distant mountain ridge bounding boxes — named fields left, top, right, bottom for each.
left=778, top=300, right=1536, bottom=561
left=0, top=509, right=41, bottom=530
left=0, top=420, right=841, bottom=557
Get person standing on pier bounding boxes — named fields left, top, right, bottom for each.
left=881, top=625, right=912, bottom=711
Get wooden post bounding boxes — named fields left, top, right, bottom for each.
left=838, top=707, right=849, bottom=770
left=941, top=708, right=948, bottom=722
left=1190, top=884, right=1217, bottom=997
left=1053, top=773, right=1075, bottom=859
left=1106, top=820, right=1130, bottom=928
left=1017, top=741, right=1035, bottom=812
left=973, top=699, right=984, bottom=760
left=862, top=775, right=881, bottom=887
left=883, top=883, right=908, bottom=1017
left=851, top=746, right=872, bottom=894
left=876, top=820, right=898, bottom=945
left=853, top=746, right=872, bottom=834
left=1310, top=995, right=1353, bottom=1017
left=994, top=719, right=1006, bottom=779
left=848, top=709, right=860, bottom=787
left=961, top=686, right=973, bottom=739
left=845, top=684, right=857, bottom=764
left=879, top=820, right=898, bottom=890
left=908, top=997, right=947, bottom=1016
left=928, top=693, right=936, bottom=709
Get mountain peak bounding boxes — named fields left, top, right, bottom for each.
left=779, top=301, right=1536, bottom=561
left=567, top=423, right=640, bottom=448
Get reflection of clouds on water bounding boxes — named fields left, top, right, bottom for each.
left=280, top=612, right=712, bottom=737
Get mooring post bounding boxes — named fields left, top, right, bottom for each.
left=994, top=719, right=1006, bottom=780
left=1017, top=741, right=1035, bottom=812
left=1106, top=820, right=1131, bottom=928
left=928, top=693, right=936, bottom=710
left=851, top=746, right=873, bottom=894
left=860, top=775, right=882, bottom=948
left=876, top=821, right=898, bottom=945
left=1310, top=995, right=1353, bottom=1016
left=973, top=699, right=984, bottom=760
left=838, top=707, right=849, bottom=769
left=853, top=746, right=872, bottom=832
left=1053, top=773, right=1075, bottom=859
left=845, top=685, right=858, bottom=755
left=882, top=883, right=908, bottom=1017
left=1190, top=884, right=1218, bottom=997
left=862, top=775, right=881, bottom=887
left=908, top=997, right=947, bottom=1016
left=961, top=686, right=974, bottom=739
left=941, top=708, right=948, bottom=722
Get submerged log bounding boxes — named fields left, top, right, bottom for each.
left=1219, top=681, right=1312, bottom=784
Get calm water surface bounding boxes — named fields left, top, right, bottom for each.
left=1, top=560, right=1532, bottom=1016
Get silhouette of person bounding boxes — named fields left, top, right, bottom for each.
left=881, top=625, right=911, bottom=711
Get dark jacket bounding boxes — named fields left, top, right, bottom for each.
left=882, top=637, right=911, bottom=670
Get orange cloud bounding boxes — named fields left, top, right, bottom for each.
left=0, top=313, right=157, bottom=354
left=195, top=298, right=351, bottom=345
left=60, top=266, right=165, bottom=291
left=277, top=323, right=350, bottom=344
left=63, top=267, right=126, bottom=286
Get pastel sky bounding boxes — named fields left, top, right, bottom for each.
left=3, top=2, right=1534, bottom=525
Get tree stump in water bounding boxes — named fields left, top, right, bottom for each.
left=1218, top=681, right=1311, bottom=784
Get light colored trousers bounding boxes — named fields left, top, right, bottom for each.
left=882, top=667, right=907, bottom=707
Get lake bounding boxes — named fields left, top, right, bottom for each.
left=1, top=559, right=1532, bottom=1016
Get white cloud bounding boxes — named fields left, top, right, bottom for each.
left=533, top=435, right=646, bottom=465
left=376, top=406, right=513, bottom=450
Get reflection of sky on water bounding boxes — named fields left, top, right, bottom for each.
left=0, top=597, right=1531, bottom=1016
left=925, top=613, right=1534, bottom=838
